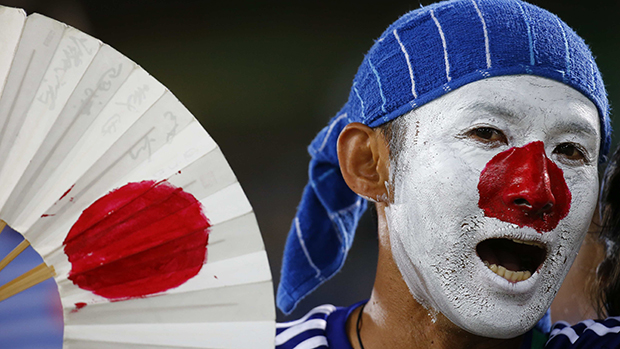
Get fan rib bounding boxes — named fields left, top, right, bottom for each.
left=0, top=238, right=30, bottom=272
left=0, top=262, right=55, bottom=302
left=0, top=49, right=35, bottom=163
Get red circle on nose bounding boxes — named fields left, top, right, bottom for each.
left=477, top=141, right=571, bottom=233
left=63, top=180, right=210, bottom=299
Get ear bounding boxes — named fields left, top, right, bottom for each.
left=337, top=122, right=391, bottom=203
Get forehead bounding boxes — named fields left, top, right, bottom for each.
left=411, top=75, right=600, bottom=139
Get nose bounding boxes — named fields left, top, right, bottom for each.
left=477, top=141, right=571, bottom=233
left=502, top=148, right=556, bottom=217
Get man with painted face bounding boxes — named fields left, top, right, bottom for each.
left=275, top=0, right=611, bottom=348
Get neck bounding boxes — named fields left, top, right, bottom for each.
left=346, top=204, right=525, bottom=349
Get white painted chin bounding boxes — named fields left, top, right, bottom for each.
left=444, top=269, right=548, bottom=338
left=388, top=211, right=577, bottom=339
left=435, top=226, right=573, bottom=339
left=445, top=258, right=544, bottom=338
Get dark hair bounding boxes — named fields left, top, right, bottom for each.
left=594, top=146, right=620, bottom=317
left=376, top=111, right=411, bottom=172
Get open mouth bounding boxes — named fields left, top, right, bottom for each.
left=476, top=238, right=546, bottom=283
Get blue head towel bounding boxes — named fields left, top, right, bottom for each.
left=277, top=0, right=611, bottom=314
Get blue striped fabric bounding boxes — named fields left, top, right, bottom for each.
left=275, top=303, right=363, bottom=349
left=546, top=318, right=620, bottom=348
left=276, top=304, right=337, bottom=349
left=276, top=302, right=552, bottom=348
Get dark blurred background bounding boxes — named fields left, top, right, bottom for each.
left=0, top=0, right=617, bottom=335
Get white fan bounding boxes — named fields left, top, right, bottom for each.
left=0, top=5, right=275, bottom=348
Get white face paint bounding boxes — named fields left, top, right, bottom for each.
left=385, top=75, right=600, bottom=338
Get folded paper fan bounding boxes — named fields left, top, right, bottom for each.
left=0, top=6, right=275, bottom=348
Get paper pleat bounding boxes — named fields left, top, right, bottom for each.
left=2, top=44, right=136, bottom=227
left=58, top=250, right=271, bottom=307
left=63, top=321, right=275, bottom=349
left=64, top=280, right=274, bottom=324
left=0, top=7, right=26, bottom=97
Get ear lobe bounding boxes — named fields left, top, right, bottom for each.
left=337, top=122, right=390, bottom=202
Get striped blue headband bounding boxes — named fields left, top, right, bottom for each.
left=277, top=0, right=611, bottom=314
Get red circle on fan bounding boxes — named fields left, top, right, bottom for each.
left=63, top=180, right=210, bottom=299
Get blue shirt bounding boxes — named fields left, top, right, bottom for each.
left=276, top=302, right=550, bottom=348
left=545, top=317, right=620, bottom=348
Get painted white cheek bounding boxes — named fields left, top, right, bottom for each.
left=388, top=151, right=482, bottom=319
left=385, top=204, right=435, bottom=312
left=514, top=166, right=597, bottom=337
left=548, top=167, right=598, bottom=273
left=386, top=137, right=444, bottom=313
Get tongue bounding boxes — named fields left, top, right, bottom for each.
left=477, top=240, right=523, bottom=272
left=498, top=251, right=521, bottom=272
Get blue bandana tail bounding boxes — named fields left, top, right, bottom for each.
left=277, top=113, right=367, bottom=314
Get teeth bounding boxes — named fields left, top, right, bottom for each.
left=483, top=261, right=532, bottom=282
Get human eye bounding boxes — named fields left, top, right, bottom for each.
left=463, top=127, right=508, bottom=147
left=553, top=142, right=590, bottom=165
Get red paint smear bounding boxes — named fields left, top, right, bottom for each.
left=478, top=141, right=571, bottom=233
left=72, top=302, right=87, bottom=313
left=63, top=180, right=210, bottom=300
left=59, top=184, right=75, bottom=201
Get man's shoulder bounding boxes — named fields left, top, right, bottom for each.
left=545, top=317, right=620, bottom=348
left=276, top=302, right=362, bottom=349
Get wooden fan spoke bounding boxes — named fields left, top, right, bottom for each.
left=0, top=239, right=30, bottom=272
left=0, top=262, right=56, bottom=302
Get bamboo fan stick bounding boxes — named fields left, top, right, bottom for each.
left=0, top=220, right=6, bottom=234
left=0, top=239, right=30, bottom=272
left=0, top=263, right=55, bottom=302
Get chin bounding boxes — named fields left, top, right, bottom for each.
left=388, top=207, right=588, bottom=339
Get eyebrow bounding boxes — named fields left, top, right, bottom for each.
left=462, top=102, right=598, bottom=137
left=462, top=102, right=524, bottom=122
left=549, top=120, right=599, bottom=138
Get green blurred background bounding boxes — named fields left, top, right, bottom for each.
left=3, top=0, right=618, bottom=322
